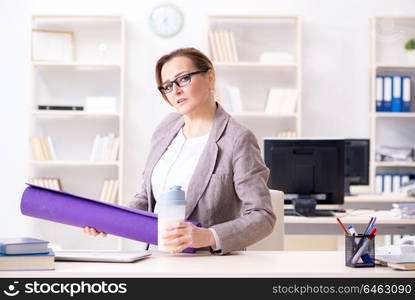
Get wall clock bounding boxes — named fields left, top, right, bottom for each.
left=149, top=4, right=184, bottom=38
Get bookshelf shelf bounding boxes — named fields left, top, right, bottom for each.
left=214, top=62, right=297, bottom=69
left=28, top=15, right=125, bottom=251
left=32, top=62, right=121, bottom=69
left=32, top=110, right=121, bottom=118
left=231, top=112, right=297, bottom=118
left=30, top=160, right=120, bottom=167
left=373, top=112, right=415, bottom=118
left=375, top=65, right=415, bottom=69
left=369, top=16, right=415, bottom=193
left=208, top=15, right=302, bottom=152
left=375, top=161, right=415, bottom=167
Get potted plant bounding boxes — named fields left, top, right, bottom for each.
left=405, top=38, right=415, bottom=63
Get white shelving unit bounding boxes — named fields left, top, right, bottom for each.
left=28, top=15, right=125, bottom=250
left=207, top=15, right=302, bottom=154
left=369, top=16, right=415, bottom=191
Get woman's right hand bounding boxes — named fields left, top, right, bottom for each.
left=83, top=226, right=107, bottom=237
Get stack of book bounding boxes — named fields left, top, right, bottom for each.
left=0, top=237, right=55, bottom=271
left=90, top=133, right=120, bottom=161
left=376, top=254, right=415, bottom=270
left=208, top=30, right=238, bottom=63
left=277, top=131, right=297, bottom=137
left=30, top=136, right=56, bottom=160
left=99, top=179, right=119, bottom=204
left=27, top=177, right=62, bottom=191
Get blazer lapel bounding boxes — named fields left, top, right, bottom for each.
left=185, top=103, right=230, bottom=219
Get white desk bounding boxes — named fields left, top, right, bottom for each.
left=0, top=251, right=413, bottom=278
left=285, top=210, right=415, bottom=235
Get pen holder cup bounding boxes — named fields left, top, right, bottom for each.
left=345, top=234, right=375, bottom=268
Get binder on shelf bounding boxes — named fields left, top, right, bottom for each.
left=383, top=174, right=392, bottom=193
left=392, top=174, right=401, bottom=194
left=391, top=75, right=402, bottom=112
left=376, top=76, right=383, bottom=112
left=21, top=184, right=200, bottom=252
left=402, top=76, right=411, bottom=112
left=375, top=175, right=383, bottom=193
left=383, top=76, right=392, bottom=112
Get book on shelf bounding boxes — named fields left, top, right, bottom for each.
left=38, top=105, right=83, bottom=111
left=375, top=75, right=411, bottom=112
left=99, top=179, right=118, bottom=204
left=27, top=177, right=62, bottom=191
left=265, top=88, right=298, bottom=115
left=0, top=237, right=49, bottom=255
left=208, top=30, right=238, bottom=63
left=90, top=133, right=120, bottom=161
left=218, top=86, right=243, bottom=113
left=277, top=130, right=297, bottom=137
left=0, top=248, right=55, bottom=271
left=30, top=136, right=56, bottom=160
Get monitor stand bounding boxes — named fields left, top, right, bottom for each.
left=284, top=209, right=335, bottom=217
left=284, top=197, right=336, bottom=217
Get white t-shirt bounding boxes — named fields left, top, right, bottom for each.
left=150, top=128, right=221, bottom=251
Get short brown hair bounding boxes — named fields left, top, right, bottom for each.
left=155, top=47, right=214, bottom=102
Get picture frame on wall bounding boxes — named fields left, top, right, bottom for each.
left=32, top=29, right=76, bottom=62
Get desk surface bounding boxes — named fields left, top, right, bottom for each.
left=1, top=251, right=414, bottom=278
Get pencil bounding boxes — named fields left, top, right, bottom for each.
left=336, top=217, right=349, bottom=235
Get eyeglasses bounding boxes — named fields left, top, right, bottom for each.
left=158, top=69, right=209, bottom=95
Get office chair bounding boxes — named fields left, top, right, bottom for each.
left=247, top=189, right=284, bottom=251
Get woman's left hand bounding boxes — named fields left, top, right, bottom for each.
left=162, top=221, right=216, bottom=254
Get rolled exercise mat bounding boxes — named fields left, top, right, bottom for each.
left=21, top=184, right=199, bottom=253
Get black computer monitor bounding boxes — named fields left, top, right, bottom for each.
left=264, top=138, right=345, bottom=216
left=344, top=139, right=370, bottom=195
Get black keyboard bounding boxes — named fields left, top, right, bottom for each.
left=284, top=209, right=335, bottom=217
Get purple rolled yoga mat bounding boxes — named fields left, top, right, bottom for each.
left=21, top=184, right=199, bottom=253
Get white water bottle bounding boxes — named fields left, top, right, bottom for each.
left=157, top=186, right=186, bottom=252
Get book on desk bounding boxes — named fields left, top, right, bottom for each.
left=0, top=237, right=54, bottom=271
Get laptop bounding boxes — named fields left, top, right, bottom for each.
left=54, top=250, right=151, bottom=263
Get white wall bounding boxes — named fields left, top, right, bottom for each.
left=1, top=0, right=414, bottom=239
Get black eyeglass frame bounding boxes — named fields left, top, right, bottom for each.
left=158, top=68, right=210, bottom=95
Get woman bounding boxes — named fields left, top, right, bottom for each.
left=85, top=47, right=276, bottom=255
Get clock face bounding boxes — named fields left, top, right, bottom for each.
left=149, top=4, right=184, bottom=38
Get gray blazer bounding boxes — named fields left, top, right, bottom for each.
left=129, top=103, right=276, bottom=254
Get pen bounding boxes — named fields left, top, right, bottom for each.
left=363, top=217, right=374, bottom=235
left=350, top=227, right=377, bottom=265
left=336, top=217, right=349, bottom=235
left=365, top=217, right=377, bottom=235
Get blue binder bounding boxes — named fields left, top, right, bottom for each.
left=376, top=76, right=383, bottom=112
left=383, top=76, right=392, bottom=112
left=391, top=75, right=402, bottom=112
left=402, top=76, right=411, bottom=112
